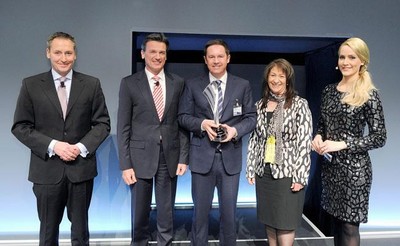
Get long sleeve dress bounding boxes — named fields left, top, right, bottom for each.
left=316, top=83, right=386, bottom=223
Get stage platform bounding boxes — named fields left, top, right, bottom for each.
left=1, top=205, right=399, bottom=245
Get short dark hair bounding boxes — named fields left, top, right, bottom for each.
left=47, top=32, right=76, bottom=51
left=141, top=33, right=169, bottom=51
left=204, top=39, right=230, bottom=56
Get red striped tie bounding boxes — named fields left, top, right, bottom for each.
left=152, top=75, right=164, bottom=121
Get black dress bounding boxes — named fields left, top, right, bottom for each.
left=316, top=83, right=386, bottom=223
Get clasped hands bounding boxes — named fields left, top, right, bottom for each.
left=311, top=135, right=347, bottom=155
left=201, top=119, right=237, bottom=142
left=54, top=141, right=81, bottom=162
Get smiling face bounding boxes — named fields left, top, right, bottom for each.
left=267, top=66, right=287, bottom=96
left=204, top=44, right=230, bottom=79
left=141, top=40, right=167, bottom=75
left=338, top=45, right=364, bottom=81
left=46, top=37, right=76, bottom=76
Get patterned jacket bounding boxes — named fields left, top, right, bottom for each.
left=246, top=96, right=312, bottom=185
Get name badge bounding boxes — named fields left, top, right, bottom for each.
left=233, top=99, right=242, bottom=116
left=264, top=136, right=276, bottom=164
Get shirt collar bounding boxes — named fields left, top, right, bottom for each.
left=145, top=68, right=165, bottom=82
left=51, top=69, right=73, bottom=82
left=209, top=72, right=227, bottom=85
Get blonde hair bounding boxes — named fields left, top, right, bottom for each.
left=339, top=37, right=376, bottom=107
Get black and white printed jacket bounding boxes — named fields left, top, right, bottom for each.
left=246, top=96, right=313, bottom=185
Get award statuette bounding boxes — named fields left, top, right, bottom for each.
left=212, top=122, right=227, bottom=142
left=203, top=80, right=227, bottom=142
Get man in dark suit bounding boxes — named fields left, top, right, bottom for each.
left=178, top=39, right=256, bottom=246
left=11, top=32, right=110, bottom=246
left=117, top=33, right=189, bottom=246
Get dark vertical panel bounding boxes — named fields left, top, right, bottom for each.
left=132, top=32, right=138, bottom=74
left=303, top=42, right=344, bottom=236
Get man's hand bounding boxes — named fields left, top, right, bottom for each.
left=220, top=124, right=237, bottom=142
left=54, top=141, right=80, bottom=162
left=201, top=119, right=219, bottom=140
left=122, top=168, right=137, bottom=185
left=176, top=163, right=187, bottom=176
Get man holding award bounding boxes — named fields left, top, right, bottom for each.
left=178, top=39, right=256, bottom=246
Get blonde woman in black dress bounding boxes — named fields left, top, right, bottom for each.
left=312, top=37, right=387, bottom=246
left=247, top=59, right=313, bottom=246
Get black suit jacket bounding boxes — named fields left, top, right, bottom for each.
left=12, top=71, right=111, bottom=184
left=117, top=70, right=189, bottom=179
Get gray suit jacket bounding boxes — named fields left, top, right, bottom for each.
left=117, top=70, right=189, bottom=179
left=178, top=74, right=256, bottom=175
left=12, top=71, right=111, bottom=184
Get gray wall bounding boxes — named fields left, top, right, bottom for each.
left=1, top=0, right=399, bottom=233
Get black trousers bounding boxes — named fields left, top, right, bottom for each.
left=33, top=175, right=93, bottom=246
left=130, top=145, right=177, bottom=246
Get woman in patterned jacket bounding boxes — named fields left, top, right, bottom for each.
left=246, top=58, right=313, bottom=246
left=312, top=37, right=386, bottom=246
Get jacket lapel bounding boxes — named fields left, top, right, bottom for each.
left=163, top=73, right=175, bottom=121
left=201, top=74, right=233, bottom=120
left=136, top=71, right=159, bottom=120
left=222, top=73, right=235, bottom=119
left=200, top=75, right=215, bottom=117
left=67, top=72, right=85, bottom=118
left=40, top=71, right=64, bottom=118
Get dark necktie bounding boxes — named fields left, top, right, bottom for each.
left=57, top=77, right=67, bottom=119
left=215, top=80, right=223, bottom=119
left=152, top=75, right=164, bottom=121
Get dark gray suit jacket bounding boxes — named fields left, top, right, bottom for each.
left=12, top=71, right=111, bottom=184
left=178, top=74, right=256, bottom=175
left=117, top=70, right=189, bottom=179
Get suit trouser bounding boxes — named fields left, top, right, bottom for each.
left=130, top=145, right=177, bottom=246
left=33, top=175, right=93, bottom=246
left=191, top=152, right=240, bottom=246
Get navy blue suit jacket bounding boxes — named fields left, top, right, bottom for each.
left=178, top=74, right=256, bottom=175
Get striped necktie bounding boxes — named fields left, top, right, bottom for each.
left=214, top=80, right=223, bottom=119
left=152, top=75, right=164, bottom=121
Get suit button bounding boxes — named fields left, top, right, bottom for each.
left=64, top=132, right=67, bottom=136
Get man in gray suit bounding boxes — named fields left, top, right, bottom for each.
left=178, top=39, right=256, bottom=245
left=117, top=33, right=189, bottom=246
left=12, top=32, right=110, bottom=246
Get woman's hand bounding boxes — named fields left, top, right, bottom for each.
left=312, top=135, right=347, bottom=155
left=291, top=183, right=304, bottom=192
left=311, top=134, right=324, bottom=154
left=318, top=140, right=347, bottom=155
left=247, top=177, right=255, bottom=185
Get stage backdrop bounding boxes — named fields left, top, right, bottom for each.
left=1, top=0, right=399, bottom=238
